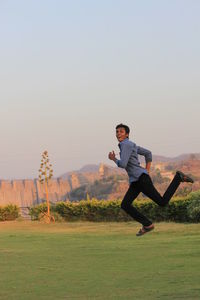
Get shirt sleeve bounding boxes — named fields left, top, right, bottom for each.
left=137, top=146, right=152, bottom=163
left=115, top=142, right=133, bottom=169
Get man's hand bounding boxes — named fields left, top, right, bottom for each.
left=108, top=151, right=116, bottom=161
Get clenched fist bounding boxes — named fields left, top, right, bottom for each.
left=108, top=151, right=116, bottom=161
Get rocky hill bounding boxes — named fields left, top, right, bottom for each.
left=67, top=158, right=200, bottom=200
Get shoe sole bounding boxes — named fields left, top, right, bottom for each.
left=136, top=226, right=154, bottom=237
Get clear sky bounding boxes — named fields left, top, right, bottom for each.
left=0, top=0, right=200, bottom=179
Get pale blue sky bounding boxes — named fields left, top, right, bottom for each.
left=0, top=0, right=200, bottom=179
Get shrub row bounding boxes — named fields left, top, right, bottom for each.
left=0, top=204, right=19, bottom=221
left=29, top=190, right=200, bottom=223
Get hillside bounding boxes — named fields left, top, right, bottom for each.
left=63, top=155, right=200, bottom=200
left=0, top=154, right=199, bottom=207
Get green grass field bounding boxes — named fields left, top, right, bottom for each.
left=0, top=221, right=200, bottom=300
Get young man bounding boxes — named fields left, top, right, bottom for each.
left=108, top=123, right=194, bottom=236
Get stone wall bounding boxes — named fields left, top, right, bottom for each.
left=0, top=167, right=107, bottom=207
left=0, top=178, right=71, bottom=207
left=0, top=164, right=129, bottom=207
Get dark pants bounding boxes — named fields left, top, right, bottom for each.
left=121, top=173, right=181, bottom=226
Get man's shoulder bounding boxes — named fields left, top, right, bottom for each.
left=121, top=139, right=136, bottom=148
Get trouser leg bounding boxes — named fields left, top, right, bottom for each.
left=162, top=173, right=181, bottom=203
left=121, top=182, right=152, bottom=226
left=139, top=173, right=181, bottom=206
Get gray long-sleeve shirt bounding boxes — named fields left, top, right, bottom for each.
left=115, top=138, right=152, bottom=183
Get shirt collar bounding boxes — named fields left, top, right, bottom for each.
left=118, top=138, right=129, bottom=148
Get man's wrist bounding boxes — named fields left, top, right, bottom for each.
left=114, top=158, right=118, bottom=165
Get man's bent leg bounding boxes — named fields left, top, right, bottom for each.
left=162, top=173, right=181, bottom=203
left=139, top=173, right=181, bottom=206
left=121, top=182, right=152, bottom=226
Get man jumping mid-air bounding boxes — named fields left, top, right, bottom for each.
left=108, top=123, right=194, bottom=236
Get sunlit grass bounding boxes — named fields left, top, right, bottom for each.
left=0, top=221, right=200, bottom=299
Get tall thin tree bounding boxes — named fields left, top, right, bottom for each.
left=38, top=150, right=53, bottom=222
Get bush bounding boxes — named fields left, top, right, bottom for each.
left=0, top=204, right=19, bottom=221
left=187, top=191, right=200, bottom=222
left=55, top=199, right=129, bottom=222
left=29, top=203, right=64, bottom=222
left=54, top=197, right=194, bottom=223
left=29, top=203, right=48, bottom=220
left=29, top=191, right=200, bottom=223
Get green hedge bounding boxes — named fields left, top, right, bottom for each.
left=187, top=191, right=200, bottom=222
left=0, top=204, right=19, bottom=221
left=29, top=191, right=200, bottom=223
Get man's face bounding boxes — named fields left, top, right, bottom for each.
left=116, top=127, right=129, bottom=142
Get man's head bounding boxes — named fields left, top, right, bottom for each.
left=115, top=123, right=130, bottom=142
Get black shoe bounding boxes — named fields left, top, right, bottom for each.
left=136, top=224, right=154, bottom=236
left=176, top=171, right=194, bottom=183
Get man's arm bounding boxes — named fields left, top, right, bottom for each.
left=137, top=146, right=152, bottom=172
left=146, top=161, right=151, bottom=172
left=109, top=143, right=133, bottom=169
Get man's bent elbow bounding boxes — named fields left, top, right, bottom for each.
left=146, top=152, right=152, bottom=163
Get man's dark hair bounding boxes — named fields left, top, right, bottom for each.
left=116, top=123, right=130, bottom=134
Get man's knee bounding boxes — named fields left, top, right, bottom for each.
left=159, top=201, right=168, bottom=207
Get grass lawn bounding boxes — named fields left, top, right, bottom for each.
left=0, top=221, right=200, bottom=300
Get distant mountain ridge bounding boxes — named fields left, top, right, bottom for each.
left=152, top=153, right=200, bottom=162
left=60, top=164, right=119, bottom=179
left=60, top=153, right=200, bottom=178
